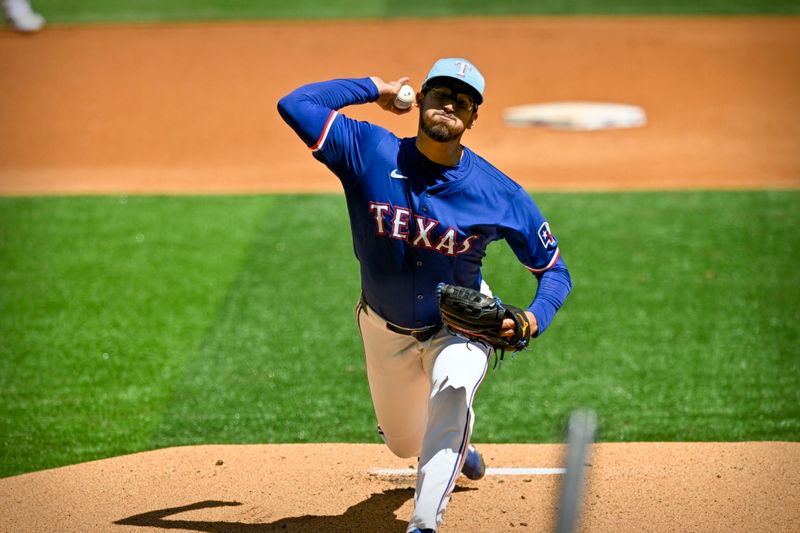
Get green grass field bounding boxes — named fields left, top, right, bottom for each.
left=31, top=0, right=800, bottom=24
left=1, top=191, right=798, bottom=477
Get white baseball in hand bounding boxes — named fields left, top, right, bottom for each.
left=394, top=84, right=415, bottom=110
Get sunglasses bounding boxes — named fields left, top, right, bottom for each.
left=426, top=85, right=477, bottom=112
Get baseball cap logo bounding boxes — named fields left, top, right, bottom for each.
left=454, top=60, right=473, bottom=78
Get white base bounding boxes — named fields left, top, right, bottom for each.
left=503, top=101, right=647, bottom=131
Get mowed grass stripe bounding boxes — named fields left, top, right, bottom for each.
left=149, top=194, right=373, bottom=448
left=0, top=195, right=278, bottom=475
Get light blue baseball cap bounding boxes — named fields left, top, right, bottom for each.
left=422, top=57, right=485, bottom=105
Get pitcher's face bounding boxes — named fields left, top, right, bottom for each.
left=417, top=84, right=478, bottom=143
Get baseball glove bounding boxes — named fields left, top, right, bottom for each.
left=436, top=283, right=532, bottom=364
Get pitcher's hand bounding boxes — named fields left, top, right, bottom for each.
left=370, top=76, right=415, bottom=115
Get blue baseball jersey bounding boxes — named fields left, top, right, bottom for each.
left=278, top=78, right=571, bottom=333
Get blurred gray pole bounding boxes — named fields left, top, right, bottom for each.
left=555, top=409, right=597, bottom=533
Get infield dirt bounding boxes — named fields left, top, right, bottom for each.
left=0, top=17, right=798, bottom=194
left=0, top=17, right=798, bottom=533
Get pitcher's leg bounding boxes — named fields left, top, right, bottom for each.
left=357, top=305, right=429, bottom=458
left=407, top=336, right=491, bottom=531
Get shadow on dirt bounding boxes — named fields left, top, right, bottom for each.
left=114, top=486, right=474, bottom=532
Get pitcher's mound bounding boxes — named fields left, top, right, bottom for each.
left=1, top=442, right=798, bottom=532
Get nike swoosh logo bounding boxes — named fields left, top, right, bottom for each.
left=390, top=169, right=409, bottom=180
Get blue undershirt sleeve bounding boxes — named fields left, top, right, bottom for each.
left=277, top=77, right=379, bottom=148
left=528, top=256, right=572, bottom=337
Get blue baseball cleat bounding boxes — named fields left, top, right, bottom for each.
left=461, top=444, right=486, bottom=480
left=409, top=529, right=434, bottom=533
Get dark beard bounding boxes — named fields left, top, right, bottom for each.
left=420, top=114, right=459, bottom=143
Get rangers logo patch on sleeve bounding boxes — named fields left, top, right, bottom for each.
left=538, top=222, right=557, bottom=250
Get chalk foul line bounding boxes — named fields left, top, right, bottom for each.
left=370, top=467, right=566, bottom=476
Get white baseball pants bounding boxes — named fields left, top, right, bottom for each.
left=356, top=300, right=491, bottom=532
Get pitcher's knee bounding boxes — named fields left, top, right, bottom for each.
left=386, top=442, right=419, bottom=459
left=380, top=429, right=423, bottom=458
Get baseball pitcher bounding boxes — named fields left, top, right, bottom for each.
left=278, top=58, right=572, bottom=532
